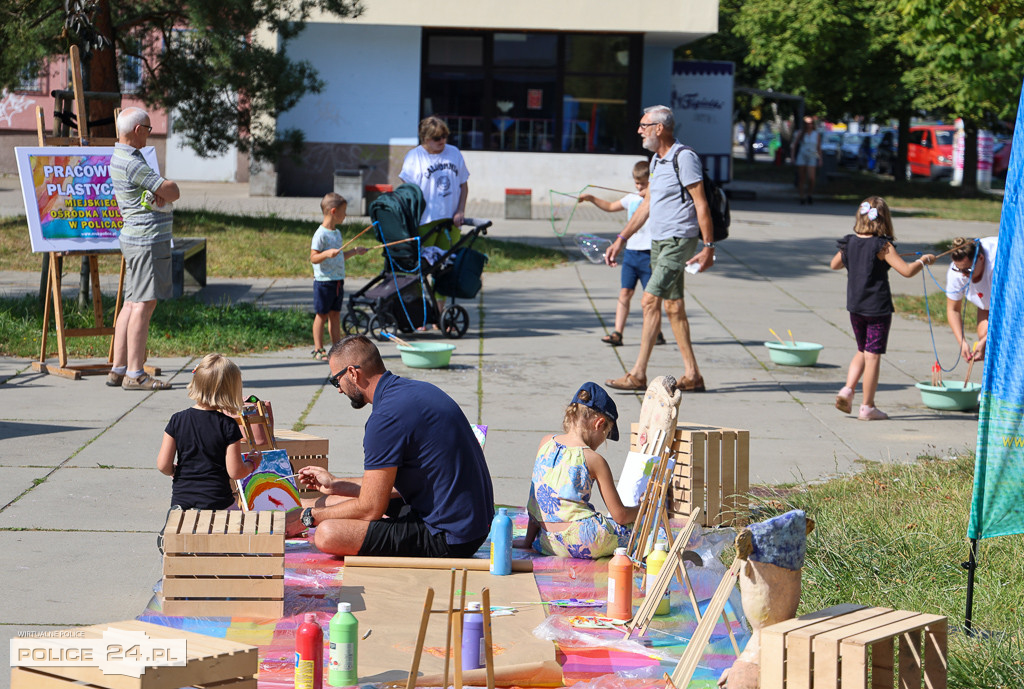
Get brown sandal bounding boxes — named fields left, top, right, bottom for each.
left=601, top=331, right=623, bottom=346
left=605, top=373, right=647, bottom=391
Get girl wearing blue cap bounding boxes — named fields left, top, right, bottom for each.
left=515, top=382, right=639, bottom=559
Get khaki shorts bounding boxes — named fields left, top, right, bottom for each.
left=646, top=236, right=699, bottom=300
left=121, top=239, right=172, bottom=302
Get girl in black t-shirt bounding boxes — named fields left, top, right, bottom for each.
left=156, top=353, right=259, bottom=509
left=830, top=197, right=936, bottom=420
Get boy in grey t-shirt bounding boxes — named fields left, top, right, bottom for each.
left=310, top=193, right=367, bottom=360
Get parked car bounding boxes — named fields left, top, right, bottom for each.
left=907, top=125, right=956, bottom=180
left=820, top=131, right=843, bottom=159
left=874, top=130, right=898, bottom=175
left=839, top=132, right=872, bottom=169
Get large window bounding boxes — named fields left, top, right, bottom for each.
left=421, top=30, right=642, bottom=154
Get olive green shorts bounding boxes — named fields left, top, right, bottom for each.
left=646, top=236, right=699, bottom=300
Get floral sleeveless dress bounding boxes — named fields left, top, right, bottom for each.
left=526, top=436, right=631, bottom=559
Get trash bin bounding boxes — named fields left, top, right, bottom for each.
left=364, top=184, right=393, bottom=211
left=505, top=188, right=532, bottom=220
left=821, top=151, right=838, bottom=177
left=334, top=169, right=365, bottom=214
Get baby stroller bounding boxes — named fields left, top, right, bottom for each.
left=342, top=184, right=491, bottom=340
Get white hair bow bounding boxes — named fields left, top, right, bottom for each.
left=859, top=201, right=878, bottom=221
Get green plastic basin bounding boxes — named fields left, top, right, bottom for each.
left=764, top=341, right=824, bottom=367
left=397, top=343, right=456, bottom=369
left=916, top=381, right=981, bottom=411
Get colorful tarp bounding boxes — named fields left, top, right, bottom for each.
left=968, top=83, right=1024, bottom=540
left=140, top=509, right=747, bottom=687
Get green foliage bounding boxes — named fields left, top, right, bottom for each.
left=0, top=0, right=364, bottom=163
left=753, top=453, right=1024, bottom=688
left=897, top=0, right=1024, bottom=125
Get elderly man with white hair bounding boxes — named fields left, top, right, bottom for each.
left=107, top=107, right=179, bottom=390
left=604, top=105, right=716, bottom=393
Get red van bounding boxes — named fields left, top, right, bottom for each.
left=907, top=125, right=956, bottom=180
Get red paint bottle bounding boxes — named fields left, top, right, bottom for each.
left=296, top=613, right=324, bottom=689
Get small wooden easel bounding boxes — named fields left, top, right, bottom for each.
left=625, top=428, right=675, bottom=564
left=235, top=399, right=277, bottom=511
left=29, top=46, right=158, bottom=380
left=407, top=568, right=495, bottom=689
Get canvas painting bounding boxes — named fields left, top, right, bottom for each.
left=236, top=448, right=301, bottom=512
left=615, top=451, right=670, bottom=507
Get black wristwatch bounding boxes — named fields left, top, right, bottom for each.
left=300, top=507, right=315, bottom=528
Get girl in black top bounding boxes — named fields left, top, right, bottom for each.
left=830, top=197, right=936, bottom=420
left=156, top=353, right=260, bottom=508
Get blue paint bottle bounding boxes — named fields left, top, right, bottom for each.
left=489, top=508, right=512, bottom=575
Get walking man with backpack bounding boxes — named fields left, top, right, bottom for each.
left=604, top=105, right=716, bottom=393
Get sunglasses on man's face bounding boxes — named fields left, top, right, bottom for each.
left=328, top=364, right=360, bottom=388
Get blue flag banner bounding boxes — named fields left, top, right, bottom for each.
left=968, top=82, right=1024, bottom=540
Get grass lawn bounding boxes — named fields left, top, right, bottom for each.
left=0, top=209, right=567, bottom=276
left=756, top=452, right=1024, bottom=688
left=732, top=158, right=1004, bottom=223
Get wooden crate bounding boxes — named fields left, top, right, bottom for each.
left=161, top=509, right=285, bottom=618
left=240, top=428, right=328, bottom=499
left=760, top=604, right=948, bottom=689
left=666, top=424, right=749, bottom=527
left=11, top=619, right=257, bottom=689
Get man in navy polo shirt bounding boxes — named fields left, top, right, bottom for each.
left=291, top=335, right=494, bottom=557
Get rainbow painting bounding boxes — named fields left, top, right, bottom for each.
left=236, top=449, right=301, bottom=512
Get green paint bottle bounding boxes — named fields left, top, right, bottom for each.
left=328, top=602, right=358, bottom=687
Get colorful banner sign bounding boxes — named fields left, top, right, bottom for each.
left=15, top=146, right=159, bottom=253
left=967, top=84, right=1024, bottom=540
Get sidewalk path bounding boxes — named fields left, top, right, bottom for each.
left=0, top=180, right=997, bottom=686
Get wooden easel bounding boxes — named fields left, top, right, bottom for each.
left=235, top=399, right=277, bottom=511
left=30, top=46, right=158, bottom=380
left=625, top=428, right=675, bottom=564
left=623, top=507, right=740, bottom=655
left=407, top=569, right=496, bottom=689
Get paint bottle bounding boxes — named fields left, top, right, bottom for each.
left=645, top=542, right=672, bottom=616
left=490, top=508, right=513, bottom=576
left=328, top=602, right=358, bottom=687
left=461, top=602, right=486, bottom=671
left=607, top=547, right=634, bottom=622
left=295, top=613, right=323, bottom=689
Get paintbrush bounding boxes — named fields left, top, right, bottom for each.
left=768, top=328, right=787, bottom=345
left=963, top=342, right=979, bottom=387
left=787, top=329, right=796, bottom=346
left=931, top=362, right=942, bottom=387
left=341, top=222, right=376, bottom=250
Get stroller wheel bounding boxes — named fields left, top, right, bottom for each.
left=369, top=313, right=397, bottom=342
left=342, top=310, right=371, bottom=336
left=440, top=304, right=469, bottom=339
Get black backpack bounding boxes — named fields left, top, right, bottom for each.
left=659, top=146, right=731, bottom=242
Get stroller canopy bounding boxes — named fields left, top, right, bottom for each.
left=369, top=184, right=425, bottom=273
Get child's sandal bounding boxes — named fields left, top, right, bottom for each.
left=601, top=331, right=623, bottom=346
left=311, top=348, right=327, bottom=361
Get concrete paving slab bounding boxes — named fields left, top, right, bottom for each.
left=0, top=532, right=160, bottom=625
left=0, top=467, right=51, bottom=509
left=0, top=467, right=166, bottom=531
left=0, top=420, right=103, bottom=468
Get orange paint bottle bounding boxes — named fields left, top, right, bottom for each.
left=606, top=547, right=634, bottom=621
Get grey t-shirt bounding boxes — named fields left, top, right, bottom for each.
left=648, top=142, right=703, bottom=241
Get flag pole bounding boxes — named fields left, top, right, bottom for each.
left=962, top=537, right=979, bottom=635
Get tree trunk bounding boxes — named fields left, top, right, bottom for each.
left=961, top=122, right=978, bottom=195
left=85, top=0, right=118, bottom=140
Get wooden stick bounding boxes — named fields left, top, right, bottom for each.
left=383, top=332, right=415, bottom=348
left=899, top=246, right=955, bottom=259
left=344, top=556, right=533, bottom=572
left=442, top=569, right=455, bottom=689
left=787, top=329, right=796, bottom=346
left=587, top=184, right=634, bottom=194
left=406, top=587, right=435, bottom=689
left=768, top=328, right=786, bottom=345
left=341, top=223, right=376, bottom=250
left=963, top=342, right=979, bottom=386
left=482, top=587, right=496, bottom=689
left=670, top=559, right=743, bottom=688
left=367, top=237, right=418, bottom=251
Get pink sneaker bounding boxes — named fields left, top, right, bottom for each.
left=835, top=387, right=854, bottom=414
left=858, top=405, right=889, bottom=421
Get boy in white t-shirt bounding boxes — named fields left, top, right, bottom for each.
left=579, top=160, right=665, bottom=347
left=310, top=193, right=367, bottom=360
